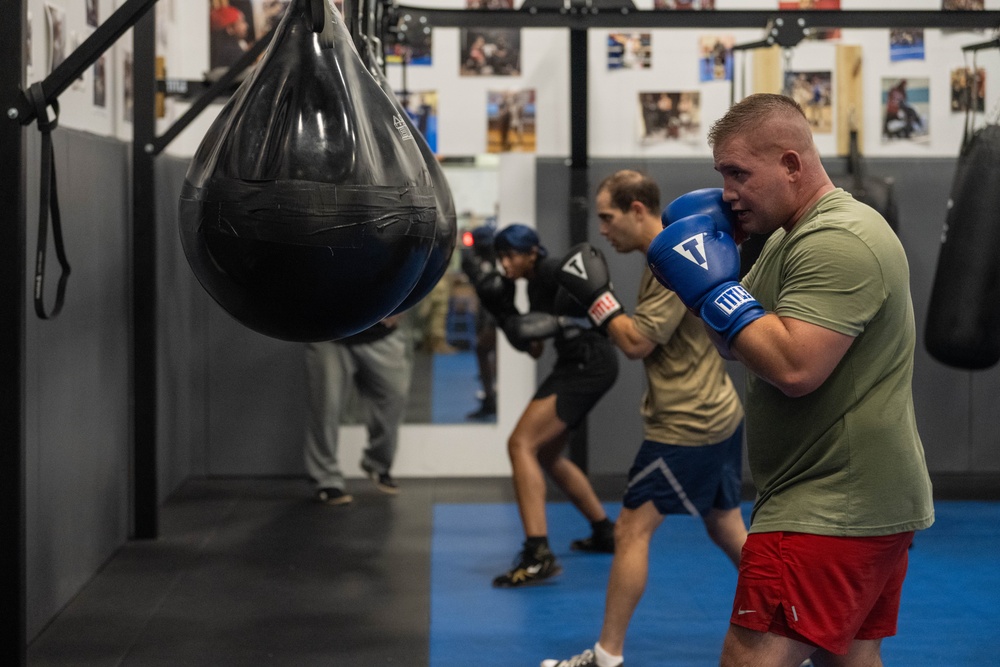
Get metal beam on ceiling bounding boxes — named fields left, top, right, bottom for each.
left=391, top=7, right=1000, bottom=30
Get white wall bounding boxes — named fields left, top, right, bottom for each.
left=29, top=1, right=999, bottom=157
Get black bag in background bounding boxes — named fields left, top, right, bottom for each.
left=830, top=128, right=900, bottom=234
left=925, top=124, right=1000, bottom=370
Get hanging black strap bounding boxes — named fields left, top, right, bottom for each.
left=27, top=83, right=71, bottom=320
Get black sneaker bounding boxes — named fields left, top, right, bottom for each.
left=570, top=529, right=615, bottom=554
left=492, top=543, right=563, bottom=588
left=541, top=649, right=622, bottom=667
left=361, top=461, right=400, bottom=495
left=316, top=487, right=353, bottom=505
left=466, top=395, right=497, bottom=421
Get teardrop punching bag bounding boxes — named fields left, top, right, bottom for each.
left=179, top=0, right=437, bottom=342
left=356, top=38, right=458, bottom=315
left=925, top=124, right=1000, bottom=369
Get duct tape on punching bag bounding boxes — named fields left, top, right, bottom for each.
left=356, top=38, right=458, bottom=315
left=925, top=124, right=1000, bottom=369
left=179, top=0, right=437, bottom=342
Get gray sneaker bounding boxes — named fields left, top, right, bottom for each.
left=361, top=460, right=400, bottom=495
left=316, top=487, right=353, bottom=505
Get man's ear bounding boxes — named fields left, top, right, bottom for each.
left=629, top=200, right=647, bottom=217
left=781, top=150, right=804, bottom=181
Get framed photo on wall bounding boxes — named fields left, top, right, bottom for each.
left=890, top=29, right=925, bottom=62
left=699, top=35, right=734, bottom=82
left=45, top=3, right=66, bottom=75
left=783, top=70, right=832, bottom=134
left=882, top=77, right=930, bottom=143
left=402, top=90, right=440, bottom=153
left=608, top=33, right=651, bottom=70
left=951, top=67, right=986, bottom=113
left=486, top=89, right=536, bottom=153
left=460, top=28, right=520, bottom=76
left=93, top=55, right=107, bottom=108
left=208, top=1, right=291, bottom=74
left=637, top=91, right=701, bottom=144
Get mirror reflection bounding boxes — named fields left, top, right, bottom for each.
left=341, top=161, right=501, bottom=425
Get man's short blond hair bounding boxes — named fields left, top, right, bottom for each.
left=708, top=94, right=810, bottom=150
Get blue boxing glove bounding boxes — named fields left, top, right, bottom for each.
left=661, top=188, right=738, bottom=237
left=647, top=214, right=765, bottom=344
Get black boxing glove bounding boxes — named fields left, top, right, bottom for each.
left=556, top=243, right=624, bottom=329
left=475, top=270, right=519, bottom=326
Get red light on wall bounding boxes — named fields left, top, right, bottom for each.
left=462, top=230, right=474, bottom=247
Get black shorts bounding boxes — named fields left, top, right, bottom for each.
left=534, top=334, right=618, bottom=428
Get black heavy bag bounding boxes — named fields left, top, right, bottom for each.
left=925, top=124, right=1000, bottom=369
left=179, top=0, right=437, bottom=342
left=356, top=39, right=458, bottom=314
left=830, top=129, right=900, bottom=234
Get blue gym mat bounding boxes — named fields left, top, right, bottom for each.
left=431, top=351, right=492, bottom=424
left=430, top=500, right=1000, bottom=666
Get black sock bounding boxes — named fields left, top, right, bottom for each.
left=591, top=518, right=614, bottom=535
left=524, top=535, right=549, bottom=554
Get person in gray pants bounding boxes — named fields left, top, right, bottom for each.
left=304, top=315, right=413, bottom=505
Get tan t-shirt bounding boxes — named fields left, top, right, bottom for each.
left=632, top=267, right=744, bottom=446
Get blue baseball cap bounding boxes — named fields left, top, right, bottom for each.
left=494, top=223, right=547, bottom=258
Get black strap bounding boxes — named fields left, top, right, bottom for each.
left=27, top=83, right=71, bottom=320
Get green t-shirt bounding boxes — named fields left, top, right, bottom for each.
left=633, top=267, right=743, bottom=446
left=741, top=189, right=934, bottom=536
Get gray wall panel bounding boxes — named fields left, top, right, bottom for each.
left=24, top=130, right=131, bottom=639
left=206, top=311, right=305, bottom=475
left=156, top=156, right=211, bottom=495
left=156, top=155, right=304, bottom=477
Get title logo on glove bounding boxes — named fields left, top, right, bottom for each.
left=713, top=285, right=755, bottom=316
left=673, top=234, right=709, bottom=270
left=561, top=252, right=588, bottom=281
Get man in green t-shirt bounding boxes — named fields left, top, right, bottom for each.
left=647, top=94, right=934, bottom=666
left=543, top=170, right=748, bottom=667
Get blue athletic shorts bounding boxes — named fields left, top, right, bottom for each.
left=622, top=423, right=744, bottom=517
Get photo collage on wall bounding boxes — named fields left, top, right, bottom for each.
left=637, top=91, right=701, bottom=144
left=783, top=70, right=833, bottom=134
left=608, top=33, right=652, bottom=70
left=882, top=77, right=930, bottom=143
left=486, top=89, right=536, bottom=153
left=890, top=29, right=925, bottom=62
left=699, top=35, right=734, bottom=82
left=460, top=28, right=521, bottom=76
left=26, top=11, right=33, bottom=74
left=208, top=0, right=291, bottom=75
left=942, top=0, right=984, bottom=9
left=44, top=3, right=66, bottom=75
left=951, top=67, right=986, bottom=113
left=403, top=91, right=440, bottom=153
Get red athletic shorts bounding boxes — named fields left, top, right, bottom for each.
left=730, top=531, right=914, bottom=655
